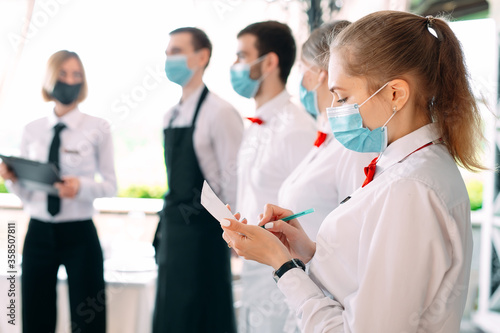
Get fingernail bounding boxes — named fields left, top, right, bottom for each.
left=241, top=218, right=247, bottom=223
left=221, top=219, right=230, bottom=227
left=264, top=222, right=274, bottom=229
left=236, top=212, right=240, bottom=217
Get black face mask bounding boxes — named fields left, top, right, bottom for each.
left=51, top=81, right=82, bottom=105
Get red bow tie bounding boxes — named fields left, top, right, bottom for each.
left=314, top=131, right=328, bottom=147
left=362, top=141, right=436, bottom=188
left=246, top=117, right=264, bottom=125
left=362, top=156, right=378, bottom=187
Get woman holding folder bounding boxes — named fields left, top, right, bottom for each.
left=0, top=50, right=116, bottom=333
left=221, top=11, right=481, bottom=332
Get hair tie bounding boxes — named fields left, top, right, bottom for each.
left=426, top=15, right=435, bottom=28
left=425, top=15, right=440, bottom=40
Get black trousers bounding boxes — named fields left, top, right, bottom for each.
left=21, top=218, right=106, bottom=333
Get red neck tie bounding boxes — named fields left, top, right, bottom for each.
left=362, top=156, right=378, bottom=188
left=314, top=131, right=328, bottom=147
left=246, top=117, right=264, bottom=125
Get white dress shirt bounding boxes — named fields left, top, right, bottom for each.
left=7, top=108, right=117, bottom=222
left=278, top=117, right=377, bottom=241
left=236, top=90, right=316, bottom=333
left=163, top=84, right=243, bottom=208
left=277, top=123, right=473, bottom=333
left=236, top=90, right=316, bottom=225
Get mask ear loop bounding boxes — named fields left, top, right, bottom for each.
left=190, top=51, right=202, bottom=74
left=311, top=70, right=327, bottom=91
left=313, top=69, right=328, bottom=90
left=359, top=82, right=389, bottom=108
left=249, top=54, right=268, bottom=67
left=300, top=74, right=322, bottom=92
left=310, top=81, right=322, bottom=92
left=301, top=64, right=323, bottom=93
left=376, top=106, right=398, bottom=156
left=252, top=54, right=273, bottom=84
left=381, top=106, right=398, bottom=130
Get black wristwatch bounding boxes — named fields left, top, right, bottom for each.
left=272, top=259, right=306, bottom=283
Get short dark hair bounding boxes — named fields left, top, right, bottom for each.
left=238, top=21, right=296, bottom=84
left=170, top=27, right=212, bottom=67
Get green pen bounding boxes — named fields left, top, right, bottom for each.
left=261, top=208, right=315, bottom=228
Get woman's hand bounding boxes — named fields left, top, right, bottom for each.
left=257, top=204, right=316, bottom=264
left=221, top=219, right=293, bottom=270
left=0, top=163, right=16, bottom=182
left=55, top=176, right=80, bottom=198
left=225, top=204, right=247, bottom=224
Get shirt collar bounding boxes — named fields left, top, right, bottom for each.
left=47, top=107, right=82, bottom=131
left=376, top=123, right=441, bottom=173
left=254, top=89, right=290, bottom=123
left=177, top=84, right=205, bottom=113
left=317, top=113, right=332, bottom=134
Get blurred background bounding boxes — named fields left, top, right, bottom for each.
left=0, top=0, right=499, bottom=332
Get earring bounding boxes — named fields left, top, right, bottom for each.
left=393, top=106, right=397, bottom=113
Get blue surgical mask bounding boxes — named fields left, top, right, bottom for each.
left=230, top=55, right=267, bottom=99
left=299, top=78, right=320, bottom=117
left=165, top=55, right=194, bottom=86
left=327, top=82, right=396, bottom=153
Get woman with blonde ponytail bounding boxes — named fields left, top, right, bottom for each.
left=220, top=11, right=483, bottom=332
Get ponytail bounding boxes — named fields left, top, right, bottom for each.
left=430, top=17, right=485, bottom=171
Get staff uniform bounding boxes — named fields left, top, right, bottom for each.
left=278, top=117, right=377, bottom=241
left=163, top=84, right=243, bottom=208
left=279, top=118, right=377, bottom=333
left=153, top=84, right=242, bottom=333
left=277, top=123, right=473, bottom=333
left=7, top=108, right=116, bottom=333
left=236, top=90, right=316, bottom=333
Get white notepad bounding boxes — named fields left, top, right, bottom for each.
left=201, top=180, right=235, bottom=224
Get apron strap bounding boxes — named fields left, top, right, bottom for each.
left=191, top=86, right=209, bottom=127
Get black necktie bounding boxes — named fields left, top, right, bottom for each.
left=48, top=123, right=66, bottom=216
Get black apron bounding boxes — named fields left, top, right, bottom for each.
left=152, top=86, right=236, bottom=333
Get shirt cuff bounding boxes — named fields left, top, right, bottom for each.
left=76, top=177, right=94, bottom=202
left=276, top=266, right=324, bottom=311
left=6, top=179, right=21, bottom=196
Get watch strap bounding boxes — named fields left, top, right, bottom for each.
left=273, top=259, right=305, bottom=283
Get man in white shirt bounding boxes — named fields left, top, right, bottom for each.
left=152, top=27, right=242, bottom=333
left=230, top=21, right=316, bottom=333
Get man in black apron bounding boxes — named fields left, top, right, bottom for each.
left=153, top=27, right=242, bottom=333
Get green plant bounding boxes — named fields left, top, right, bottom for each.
left=0, top=179, right=7, bottom=193
left=466, top=179, right=483, bottom=211
left=118, top=184, right=166, bottom=199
